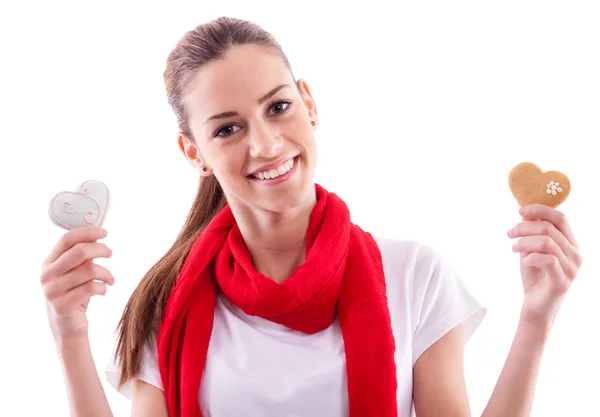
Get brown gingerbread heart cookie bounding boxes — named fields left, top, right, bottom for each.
left=508, top=162, right=571, bottom=208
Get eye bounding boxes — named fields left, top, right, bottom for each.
left=268, top=100, right=291, bottom=116
left=213, top=100, right=291, bottom=138
left=214, top=125, right=242, bottom=138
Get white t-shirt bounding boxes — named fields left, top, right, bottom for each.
left=105, top=236, right=486, bottom=416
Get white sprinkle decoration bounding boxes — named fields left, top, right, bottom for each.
left=545, top=180, right=563, bottom=196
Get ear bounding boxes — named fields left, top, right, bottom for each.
left=177, top=134, right=212, bottom=176
left=296, top=79, right=318, bottom=126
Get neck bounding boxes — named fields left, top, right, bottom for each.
left=229, top=189, right=318, bottom=284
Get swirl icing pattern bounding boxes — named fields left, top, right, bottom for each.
left=48, top=180, right=110, bottom=230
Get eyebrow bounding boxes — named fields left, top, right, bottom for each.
left=204, top=84, right=290, bottom=124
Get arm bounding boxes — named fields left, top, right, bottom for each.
left=413, top=323, right=472, bottom=417
left=56, top=334, right=169, bottom=417
left=413, top=205, right=581, bottom=417
left=479, top=313, right=549, bottom=417
left=131, top=380, right=169, bottom=417
left=413, top=315, right=550, bottom=417
left=42, top=227, right=169, bottom=417
left=56, top=335, right=114, bottom=417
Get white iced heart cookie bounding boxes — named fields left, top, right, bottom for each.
left=49, top=180, right=111, bottom=230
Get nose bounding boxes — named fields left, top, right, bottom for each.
left=248, top=119, right=283, bottom=159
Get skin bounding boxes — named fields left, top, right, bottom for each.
left=178, top=44, right=319, bottom=284
left=511, top=205, right=582, bottom=327
left=42, top=43, right=583, bottom=417
left=414, top=206, right=583, bottom=417
left=176, top=44, right=583, bottom=416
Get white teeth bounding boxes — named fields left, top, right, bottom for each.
left=253, top=158, right=295, bottom=180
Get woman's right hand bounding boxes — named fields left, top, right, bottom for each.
left=41, top=226, right=115, bottom=341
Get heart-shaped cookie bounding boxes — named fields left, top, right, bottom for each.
left=508, top=162, right=570, bottom=208
left=49, top=180, right=111, bottom=230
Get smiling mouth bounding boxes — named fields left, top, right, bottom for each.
left=247, top=155, right=299, bottom=180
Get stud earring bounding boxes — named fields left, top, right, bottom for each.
left=311, top=121, right=315, bottom=126
left=202, top=167, right=207, bottom=172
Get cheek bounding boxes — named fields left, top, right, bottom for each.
left=287, top=113, right=313, bottom=143
left=291, top=110, right=310, bottom=128
left=219, top=149, right=247, bottom=177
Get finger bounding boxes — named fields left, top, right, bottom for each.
left=50, top=241, right=112, bottom=278
left=508, top=219, right=579, bottom=262
left=512, top=235, right=578, bottom=281
left=44, top=226, right=107, bottom=265
left=519, top=204, right=578, bottom=249
left=521, top=252, right=571, bottom=293
left=44, top=261, right=114, bottom=300
left=52, top=281, right=108, bottom=316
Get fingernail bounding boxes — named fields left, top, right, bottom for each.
left=102, top=228, right=108, bottom=237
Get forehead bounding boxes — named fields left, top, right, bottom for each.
left=183, top=44, right=293, bottom=120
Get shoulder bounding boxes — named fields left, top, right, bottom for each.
left=371, top=234, right=462, bottom=308
left=372, top=234, right=450, bottom=283
left=371, top=233, right=483, bottom=309
left=372, top=234, right=487, bottom=364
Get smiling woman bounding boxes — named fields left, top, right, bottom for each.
left=103, top=17, right=485, bottom=417
left=178, top=48, right=319, bottom=216
left=38, top=14, right=583, bottom=417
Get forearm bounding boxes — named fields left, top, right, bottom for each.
left=55, top=334, right=114, bottom=417
left=480, top=312, right=551, bottom=417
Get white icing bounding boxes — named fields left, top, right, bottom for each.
left=48, top=180, right=110, bottom=230
left=545, top=180, right=563, bottom=197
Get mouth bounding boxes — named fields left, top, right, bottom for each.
left=247, top=155, right=300, bottom=185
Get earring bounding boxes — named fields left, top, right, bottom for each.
left=202, top=167, right=207, bottom=172
left=311, top=121, right=315, bottom=126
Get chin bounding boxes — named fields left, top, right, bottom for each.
left=260, top=184, right=313, bottom=214
left=254, top=180, right=316, bottom=215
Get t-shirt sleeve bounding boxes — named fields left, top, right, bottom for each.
left=104, top=331, right=164, bottom=400
left=410, top=243, right=487, bottom=366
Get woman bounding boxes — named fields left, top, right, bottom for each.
left=41, top=16, right=583, bottom=417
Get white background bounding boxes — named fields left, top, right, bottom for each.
left=1, top=1, right=598, bottom=416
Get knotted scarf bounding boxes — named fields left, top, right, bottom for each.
left=157, top=184, right=398, bottom=416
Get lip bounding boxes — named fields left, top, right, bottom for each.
left=248, top=156, right=299, bottom=185
left=248, top=155, right=298, bottom=176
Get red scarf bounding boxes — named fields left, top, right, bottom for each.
left=157, top=184, right=398, bottom=416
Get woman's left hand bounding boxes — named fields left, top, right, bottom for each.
left=507, top=204, right=583, bottom=328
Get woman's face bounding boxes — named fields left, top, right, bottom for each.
left=179, top=44, right=319, bottom=214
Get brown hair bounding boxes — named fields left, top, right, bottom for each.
left=114, top=16, right=296, bottom=390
